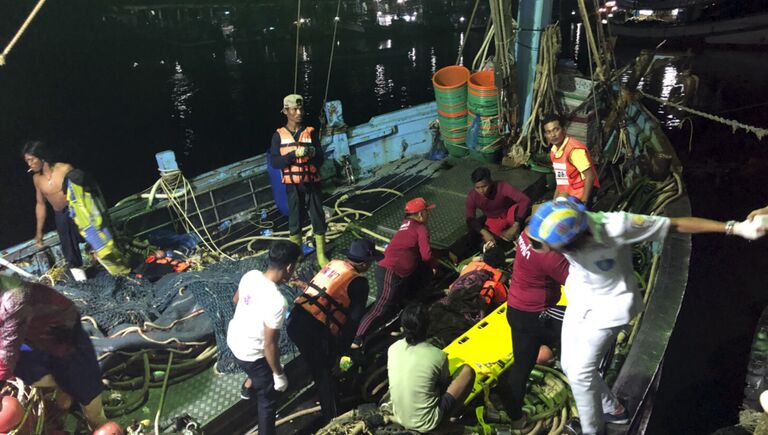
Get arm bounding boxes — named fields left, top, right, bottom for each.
left=417, top=224, right=436, bottom=267
left=232, top=289, right=239, bottom=305
left=0, top=290, right=30, bottom=382
left=580, top=169, right=595, bottom=205
left=270, top=132, right=296, bottom=170
left=669, top=217, right=728, bottom=234
left=465, top=194, right=495, bottom=243
left=34, top=186, right=47, bottom=247
left=748, top=205, right=768, bottom=221
left=262, top=325, right=283, bottom=376
left=310, top=128, right=324, bottom=167
left=500, top=183, right=530, bottom=223
left=340, top=278, right=369, bottom=348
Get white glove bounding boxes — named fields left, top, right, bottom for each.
left=733, top=219, right=766, bottom=240
left=273, top=372, right=288, bottom=392
left=295, top=146, right=307, bottom=158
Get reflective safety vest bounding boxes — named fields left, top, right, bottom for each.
left=453, top=260, right=507, bottom=305
left=550, top=137, right=600, bottom=200
left=277, top=126, right=320, bottom=184
left=294, top=259, right=359, bottom=335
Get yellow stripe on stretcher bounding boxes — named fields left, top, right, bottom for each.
left=556, top=285, right=567, bottom=306
left=444, top=304, right=513, bottom=404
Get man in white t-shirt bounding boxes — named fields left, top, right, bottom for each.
left=527, top=197, right=765, bottom=435
left=226, top=240, right=301, bottom=435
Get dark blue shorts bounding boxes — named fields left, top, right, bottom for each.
left=15, top=323, right=104, bottom=406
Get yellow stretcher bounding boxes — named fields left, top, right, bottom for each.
left=443, top=287, right=566, bottom=404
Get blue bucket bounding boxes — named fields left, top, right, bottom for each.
left=266, top=152, right=289, bottom=217
left=155, top=150, right=179, bottom=172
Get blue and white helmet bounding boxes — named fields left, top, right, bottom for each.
left=528, top=197, right=588, bottom=248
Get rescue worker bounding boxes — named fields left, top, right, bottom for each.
left=270, top=94, right=329, bottom=266
left=527, top=197, right=766, bottom=435
left=227, top=241, right=301, bottom=435
left=542, top=114, right=600, bottom=207
left=23, top=141, right=130, bottom=279
left=448, top=245, right=508, bottom=307
left=387, top=303, right=475, bottom=433
left=466, top=166, right=530, bottom=247
left=287, top=238, right=382, bottom=424
left=497, top=225, right=569, bottom=428
left=0, top=275, right=120, bottom=433
left=351, top=197, right=438, bottom=349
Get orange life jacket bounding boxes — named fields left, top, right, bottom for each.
left=453, top=260, right=508, bottom=305
left=550, top=137, right=600, bottom=200
left=294, top=259, right=359, bottom=335
left=277, top=126, right=320, bottom=184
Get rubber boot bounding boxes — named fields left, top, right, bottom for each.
left=314, top=234, right=329, bottom=267
left=289, top=234, right=302, bottom=247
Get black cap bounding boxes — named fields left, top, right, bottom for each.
left=345, top=239, right=384, bottom=262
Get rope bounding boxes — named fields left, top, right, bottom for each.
left=322, top=0, right=343, bottom=105
left=0, top=0, right=48, bottom=67
left=293, top=0, right=302, bottom=93
left=639, top=90, right=768, bottom=141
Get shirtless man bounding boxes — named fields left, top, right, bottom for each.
left=22, top=141, right=84, bottom=276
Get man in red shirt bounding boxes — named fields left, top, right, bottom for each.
left=0, top=276, right=117, bottom=432
left=351, top=197, right=437, bottom=349
left=466, top=167, right=530, bottom=248
left=497, top=227, right=569, bottom=427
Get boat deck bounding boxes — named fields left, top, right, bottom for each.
left=114, top=157, right=547, bottom=433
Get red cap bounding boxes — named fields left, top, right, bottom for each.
left=404, top=197, right=436, bottom=214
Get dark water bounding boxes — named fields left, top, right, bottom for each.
left=0, top=1, right=472, bottom=248
left=2, top=3, right=768, bottom=433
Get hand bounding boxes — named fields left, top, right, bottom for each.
left=480, top=229, right=496, bottom=244
left=733, top=219, right=766, bottom=241
left=34, top=234, right=44, bottom=248
left=500, top=223, right=520, bottom=242
left=295, top=146, right=307, bottom=158
left=482, top=240, right=496, bottom=252
left=748, top=206, right=768, bottom=221
left=273, top=372, right=288, bottom=392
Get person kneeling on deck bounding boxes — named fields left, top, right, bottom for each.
left=466, top=167, right=530, bottom=248
left=287, top=238, right=383, bottom=424
left=387, top=303, right=475, bottom=433
left=542, top=114, right=600, bottom=208
left=496, top=225, right=569, bottom=428
left=448, top=246, right=508, bottom=308
left=527, top=197, right=766, bottom=435
left=227, top=241, right=301, bottom=435
left=351, top=197, right=438, bottom=350
left=0, top=275, right=120, bottom=433
left=270, top=94, right=329, bottom=266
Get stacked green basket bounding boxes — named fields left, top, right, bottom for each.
left=467, top=70, right=501, bottom=163
left=433, top=66, right=471, bottom=157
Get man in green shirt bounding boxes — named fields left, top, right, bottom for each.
left=387, top=303, right=475, bottom=432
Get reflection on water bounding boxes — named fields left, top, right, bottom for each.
left=170, top=61, right=196, bottom=154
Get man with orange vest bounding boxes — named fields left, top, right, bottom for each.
left=448, top=246, right=508, bottom=307
left=286, top=238, right=382, bottom=424
left=543, top=113, right=600, bottom=207
left=270, top=94, right=329, bottom=266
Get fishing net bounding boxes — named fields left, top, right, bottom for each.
left=55, top=255, right=321, bottom=373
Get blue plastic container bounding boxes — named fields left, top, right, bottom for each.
left=155, top=150, right=179, bottom=172
left=266, top=152, right=289, bottom=217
